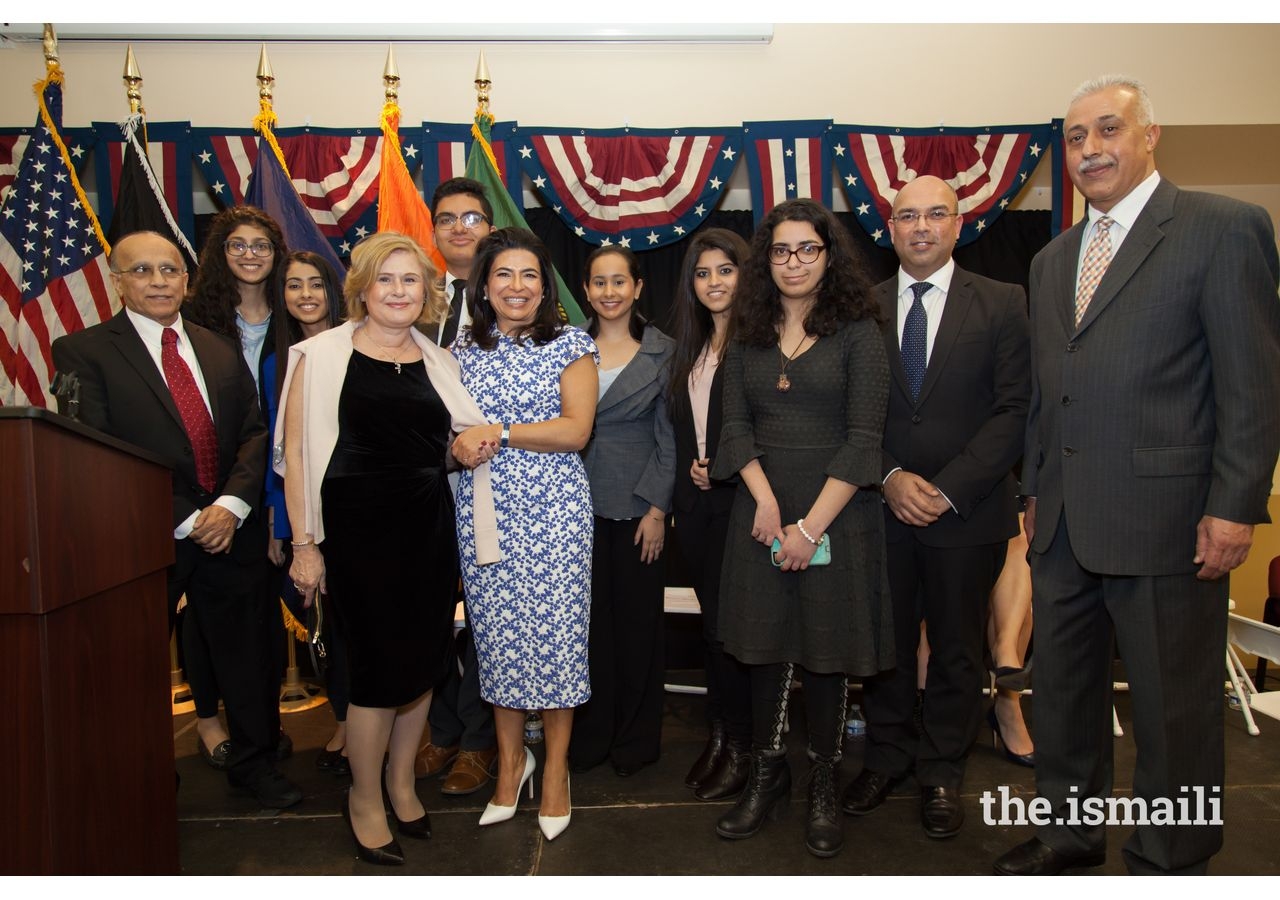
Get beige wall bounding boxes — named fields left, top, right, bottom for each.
left=2, top=24, right=1279, bottom=129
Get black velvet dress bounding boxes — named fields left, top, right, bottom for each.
left=320, top=351, right=457, bottom=708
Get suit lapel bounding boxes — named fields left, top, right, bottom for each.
left=1054, top=223, right=1086, bottom=337
left=878, top=282, right=912, bottom=403
left=916, top=271, right=973, bottom=406
left=1076, top=180, right=1175, bottom=334
left=106, top=312, right=185, bottom=429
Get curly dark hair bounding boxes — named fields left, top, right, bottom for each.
left=665, top=227, right=749, bottom=408
left=735, top=199, right=880, bottom=348
left=465, top=228, right=566, bottom=351
left=271, top=251, right=345, bottom=403
left=184, top=206, right=287, bottom=340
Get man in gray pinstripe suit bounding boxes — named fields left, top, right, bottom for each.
left=994, top=76, right=1280, bottom=875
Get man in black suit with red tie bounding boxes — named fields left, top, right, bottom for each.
left=52, top=231, right=301, bottom=808
left=843, top=176, right=1030, bottom=838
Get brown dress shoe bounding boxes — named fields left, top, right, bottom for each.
left=441, top=748, right=498, bottom=796
left=414, top=742, right=459, bottom=780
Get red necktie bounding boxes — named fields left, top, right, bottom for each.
left=161, top=327, right=219, bottom=494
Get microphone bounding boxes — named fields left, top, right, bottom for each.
left=51, top=370, right=81, bottom=420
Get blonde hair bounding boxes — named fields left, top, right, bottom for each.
left=344, top=231, right=446, bottom=326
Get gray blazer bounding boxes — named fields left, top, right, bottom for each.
left=1024, top=178, right=1280, bottom=575
left=582, top=323, right=677, bottom=519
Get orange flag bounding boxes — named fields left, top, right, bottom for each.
left=377, top=101, right=446, bottom=273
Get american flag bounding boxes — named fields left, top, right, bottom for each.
left=0, top=72, right=115, bottom=407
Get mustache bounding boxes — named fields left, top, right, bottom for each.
left=1077, top=154, right=1116, bottom=175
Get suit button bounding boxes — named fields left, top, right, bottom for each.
left=182, top=446, right=192, bottom=456
left=911, top=415, right=921, bottom=424
left=1061, top=395, right=1070, bottom=406
left=1063, top=447, right=1076, bottom=457
left=1066, top=342, right=1079, bottom=352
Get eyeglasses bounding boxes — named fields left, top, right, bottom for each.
left=434, top=211, right=489, bottom=229
left=889, top=209, right=958, bottom=225
left=768, top=243, right=826, bottom=266
left=113, top=264, right=186, bottom=281
left=224, top=239, right=275, bottom=257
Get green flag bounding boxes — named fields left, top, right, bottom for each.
left=465, top=114, right=586, bottom=325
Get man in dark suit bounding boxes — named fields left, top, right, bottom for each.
left=994, top=76, right=1280, bottom=875
left=52, top=231, right=301, bottom=808
left=415, top=177, right=500, bottom=794
left=842, top=176, right=1029, bottom=838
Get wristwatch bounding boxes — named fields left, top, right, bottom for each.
left=500, top=423, right=510, bottom=449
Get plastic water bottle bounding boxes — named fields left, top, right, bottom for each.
left=524, top=711, right=545, bottom=745
left=845, top=704, right=867, bottom=745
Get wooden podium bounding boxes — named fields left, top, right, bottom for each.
left=0, top=408, right=179, bottom=874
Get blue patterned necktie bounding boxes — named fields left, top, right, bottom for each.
left=902, top=281, right=932, bottom=402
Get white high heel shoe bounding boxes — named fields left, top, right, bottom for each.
left=538, top=774, right=571, bottom=841
left=478, top=747, right=536, bottom=826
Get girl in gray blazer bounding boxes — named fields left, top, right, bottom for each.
left=569, top=246, right=677, bottom=776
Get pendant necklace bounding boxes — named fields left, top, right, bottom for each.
left=364, top=331, right=412, bottom=374
left=776, top=332, right=813, bottom=393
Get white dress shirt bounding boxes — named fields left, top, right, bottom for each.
left=125, top=308, right=251, bottom=538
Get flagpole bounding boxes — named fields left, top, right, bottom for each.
left=42, top=23, right=57, bottom=73
left=123, top=45, right=143, bottom=116
left=383, top=43, right=399, bottom=103
left=475, top=51, right=491, bottom=118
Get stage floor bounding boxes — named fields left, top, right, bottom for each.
left=172, top=670, right=1280, bottom=877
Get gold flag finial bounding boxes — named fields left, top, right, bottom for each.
left=42, top=24, right=59, bottom=70
left=383, top=44, right=399, bottom=103
left=474, top=51, right=491, bottom=117
left=123, top=45, right=143, bottom=115
left=257, top=44, right=274, bottom=102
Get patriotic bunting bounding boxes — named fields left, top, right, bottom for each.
left=421, top=121, right=524, bottom=213
left=743, top=120, right=833, bottom=221
left=515, top=126, right=741, bottom=250
left=193, top=126, right=394, bottom=258
left=830, top=123, right=1053, bottom=248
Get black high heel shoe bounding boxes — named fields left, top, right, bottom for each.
left=383, top=772, right=431, bottom=839
left=986, top=706, right=1035, bottom=769
left=994, top=658, right=1032, bottom=692
left=342, top=791, right=405, bottom=866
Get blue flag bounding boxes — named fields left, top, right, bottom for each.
left=245, top=137, right=346, bottom=281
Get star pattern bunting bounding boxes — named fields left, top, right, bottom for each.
left=1, top=75, right=114, bottom=407
left=743, top=120, right=833, bottom=222
left=515, top=126, right=742, bottom=250
left=829, top=123, right=1053, bottom=248
left=193, top=126, right=394, bottom=259
left=419, top=121, right=524, bottom=214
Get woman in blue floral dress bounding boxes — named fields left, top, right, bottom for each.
left=450, top=228, right=598, bottom=841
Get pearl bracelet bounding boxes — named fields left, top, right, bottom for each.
left=796, top=519, right=819, bottom=545
left=291, top=539, right=315, bottom=548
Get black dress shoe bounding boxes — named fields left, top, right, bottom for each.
left=920, top=785, right=964, bottom=838
left=231, top=769, right=303, bottom=809
left=275, top=728, right=294, bottom=762
left=613, top=760, right=650, bottom=777
left=198, top=737, right=231, bottom=771
left=993, top=836, right=1105, bottom=875
left=342, top=792, right=405, bottom=866
left=840, top=769, right=895, bottom=816
left=316, top=747, right=351, bottom=776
